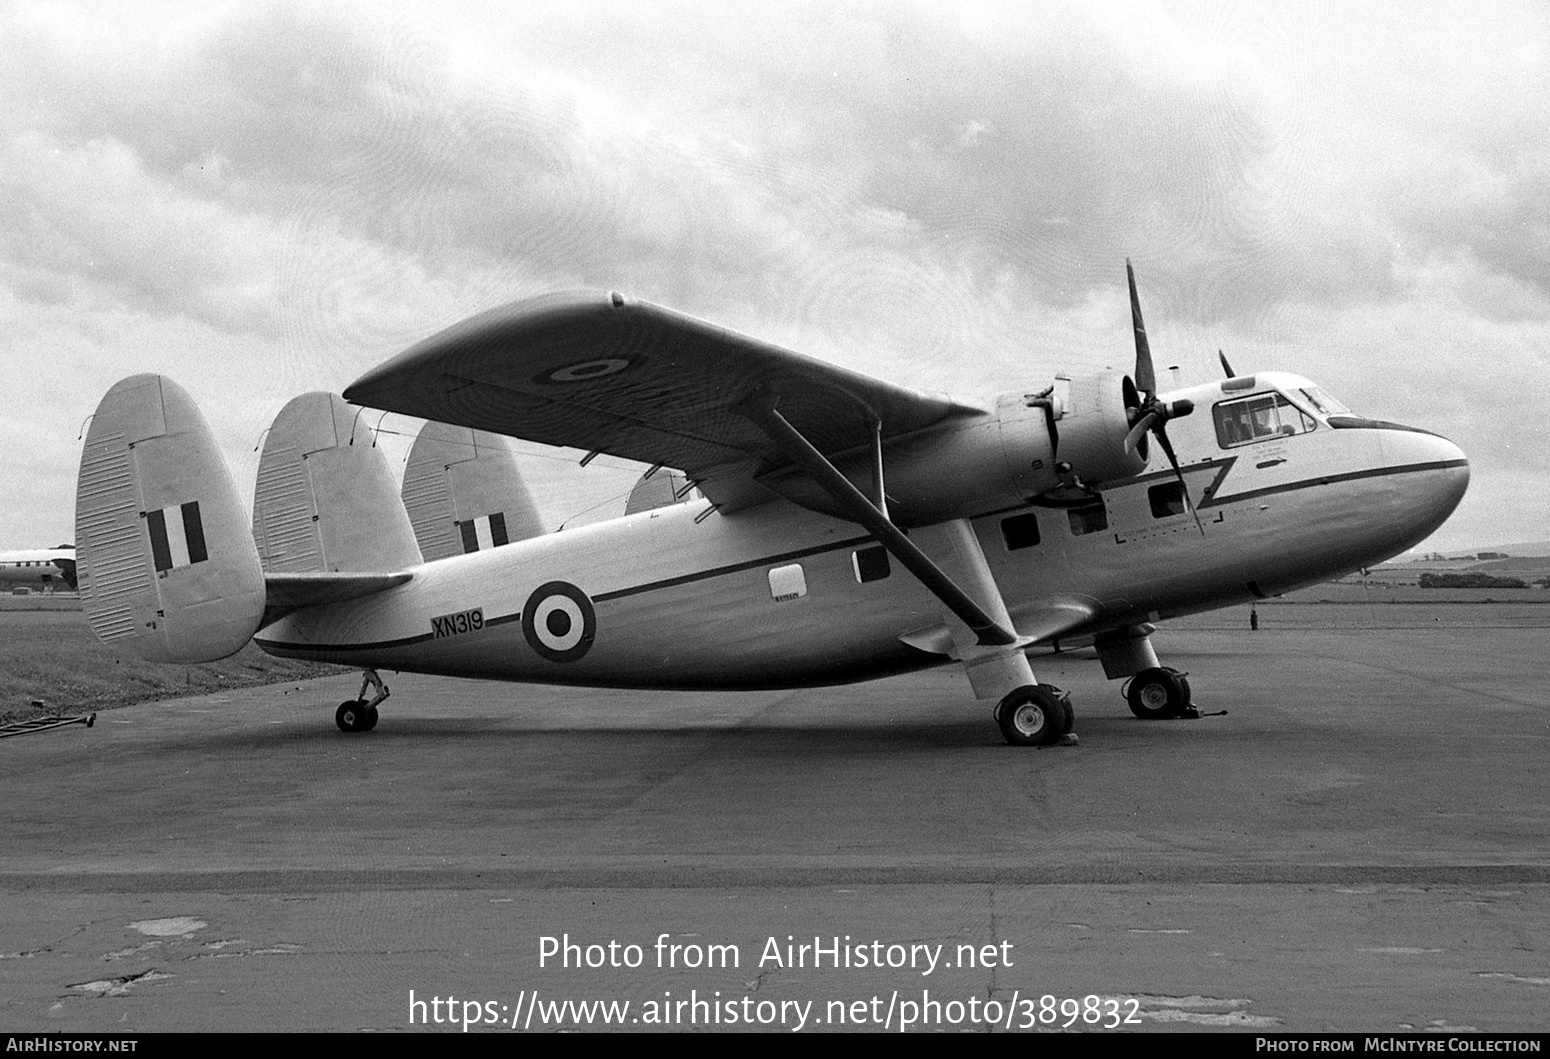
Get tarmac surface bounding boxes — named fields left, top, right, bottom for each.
left=2, top=617, right=1547, bottom=1033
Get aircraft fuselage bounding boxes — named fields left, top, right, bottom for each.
left=0, top=547, right=77, bottom=589
left=254, top=372, right=1468, bottom=691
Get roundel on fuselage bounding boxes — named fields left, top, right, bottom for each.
left=522, top=581, right=596, bottom=662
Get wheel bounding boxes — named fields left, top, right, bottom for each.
left=364, top=705, right=380, bottom=731
left=995, top=685, right=1069, bottom=747
left=1127, top=667, right=1187, bottom=719
left=335, top=699, right=369, bottom=733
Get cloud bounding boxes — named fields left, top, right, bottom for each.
left=0, top=130, right=283, bottom=331
left=0, top=0, right=1546, bottom=550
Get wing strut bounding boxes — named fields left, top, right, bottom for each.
left=743, top=399, right=1017, bottom=648
left=868, top=418, right=889, bottom=520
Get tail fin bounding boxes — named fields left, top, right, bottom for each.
left=625, top=469, right=697, bottom=515
left=252, top=392, right=420, bottom=573
left=75, top=375, right=264, bottom=662
left=400, top=422, right=546, bottom=561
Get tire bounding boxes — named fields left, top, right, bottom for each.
left=364, top=705, right=380, bottom=731
left=335, top=700, right=368, bottom=733
left=995, top=685, right=1068, bottom=747
left=1127, top=668, right=1186, bottom=719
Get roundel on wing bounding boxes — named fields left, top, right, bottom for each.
left=522, top=581, right=596, bottom=663
left=537, top=357, right=638, bottom=385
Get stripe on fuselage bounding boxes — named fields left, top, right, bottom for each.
left=255, top=459, right=1458, bottom=656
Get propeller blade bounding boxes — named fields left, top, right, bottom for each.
left=1219, top=349, right=1236, bottom=378
left=1124, top=411, right=1156, bottom=455
left=1121, top=262, right=1205, bottom=537
left=1126, top=259, right=1155, bottom=396
left=1154, top=423, right=1205, bottom=536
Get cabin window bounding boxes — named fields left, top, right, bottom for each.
left=1000, top=513, right=1041, bottom=551
left=852, top=546, right=891, bottom=583
left=1067, top=497, right=1108, bottom=536
left=1148, top=481, right=1187, bottom=518
left=1214, top=392, right=1316, bottom=448
left=768, top=563, right=808, bottom=602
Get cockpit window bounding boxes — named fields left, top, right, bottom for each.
left=1214, top=392, right=1317, bottom=449
left=1299, top=387, right=1351, bottom=416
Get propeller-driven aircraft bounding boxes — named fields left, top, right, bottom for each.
left=73, top=265, right=1468, bottom=744
left=0, top=545, right=77, bottom=591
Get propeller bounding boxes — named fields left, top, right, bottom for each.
left=1122, top=260, right=1205, bottom=535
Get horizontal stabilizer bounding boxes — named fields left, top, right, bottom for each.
left=75, top=375, right=265, bottom=662
left=253, top=393, right=421, bottom=573
left=261, top=571, right=412, bottom=627
left=401, top=421, right=545, bottom=561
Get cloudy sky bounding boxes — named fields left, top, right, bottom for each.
left=3, top=0, right=1546, bottom=553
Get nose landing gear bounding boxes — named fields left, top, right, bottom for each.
left=336, top=669, right=389, bottom=733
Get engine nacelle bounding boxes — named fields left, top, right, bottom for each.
left=1046, top=370, right=1149, bottom=484
left=759, top=370, right=1147, bottom=524
left=866, top=392, right=1060, bottom=523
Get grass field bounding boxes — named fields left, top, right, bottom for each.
left=1175, top=582, right=1550, bottom=630
left=0, top=597, right=339, bottom=724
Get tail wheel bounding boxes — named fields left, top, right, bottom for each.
left=1126, top=667, right=1188, bottom=719
left=995, top=685, right=1071, bottom=747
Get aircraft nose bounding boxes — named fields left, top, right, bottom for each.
left=1421, top=430, right=1469, bottom=512
left=1388, top=426, right=1469, bottom=534
left=1435, top=434, right=1469, bottom=507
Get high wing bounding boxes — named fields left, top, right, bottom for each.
left=343, top=291, right=987, bottom=513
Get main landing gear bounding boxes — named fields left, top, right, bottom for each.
left=336, top=669, right=389, bottom=733
left=993, top=684, right=1074, bottom=747
left=1124, top=667, right=1197, bottom=720
left=1095, top=625, right=1199, bottom=720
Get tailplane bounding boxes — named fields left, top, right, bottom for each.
left=75, top=375, right=265, bottom=662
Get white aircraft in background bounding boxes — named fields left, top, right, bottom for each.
left=0, top=545, right=77, bottom=590
left=72, top=265, right=1468, bottom=745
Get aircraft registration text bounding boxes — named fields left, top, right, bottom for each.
left=432, top=608, right=484, bottom=639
